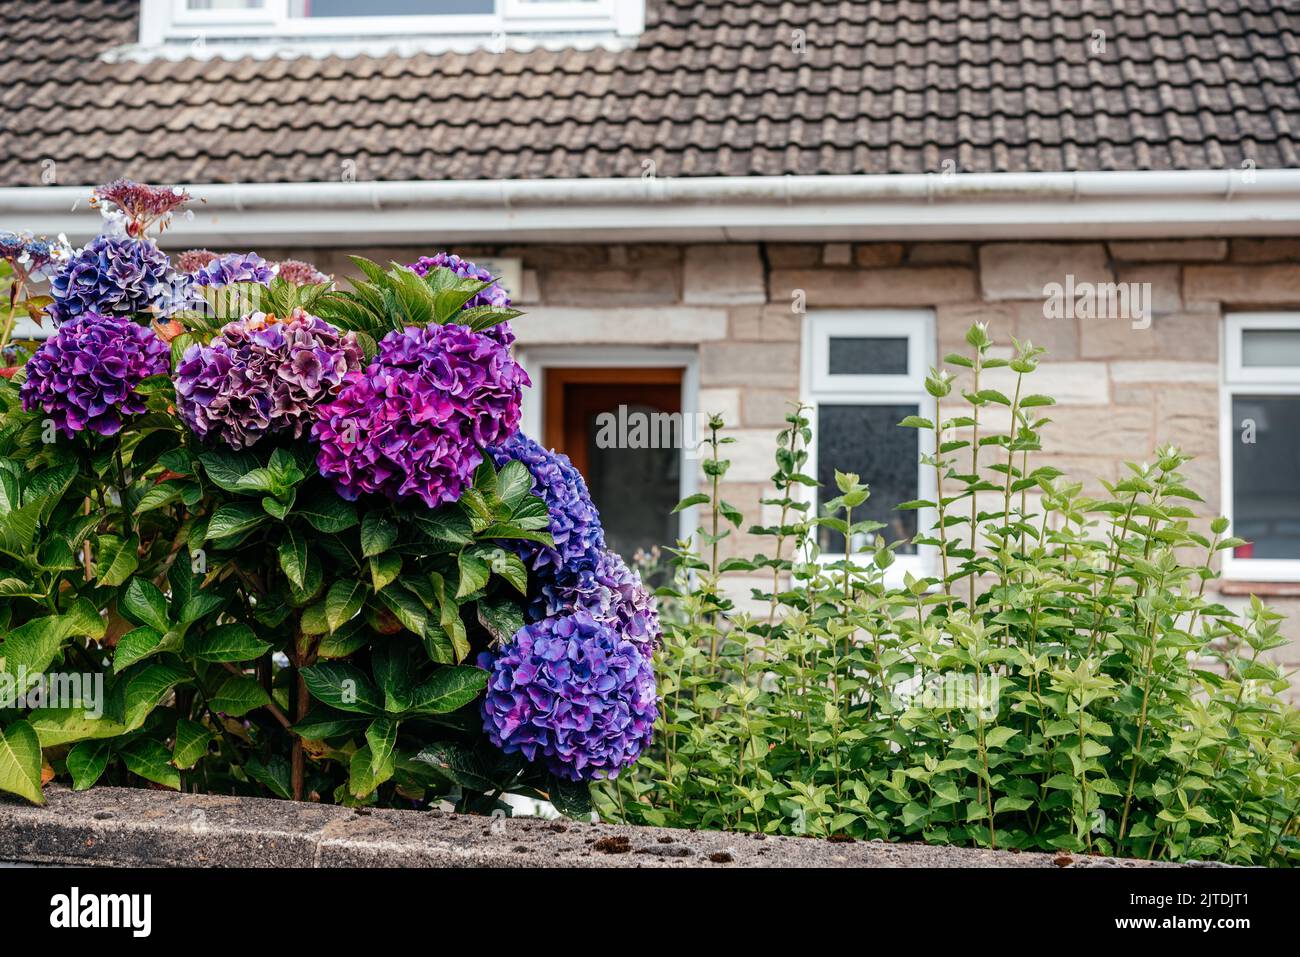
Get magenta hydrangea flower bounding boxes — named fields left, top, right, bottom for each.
left=20, top=312, right=169, bottom=437
left=487, top=432, right=604, bottom=574
left=313, top=323, right=528, bottom=508
left=174, top=309, right=362, bottom=448
left=189, top=251, right=276, bottom=288
left=409, top=252, right=515, bottom=345
left=478, top=611, right=657, bottom=781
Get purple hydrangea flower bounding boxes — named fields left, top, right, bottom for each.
left=48, top=235, right=182, bottom=324
left=174, top=309, right=362, bottom=448
left=487, top=432, right=604, bottom=574
left=313, top=323, right=528, bottom=508
left=189, top=251, right=276, bottom=288
left=538, top=549, right=662, bottom=652
left=478, top=611, right=657, bottom=781
left=20, top=312, right=169, bottom=436
left=409, top=252, right=514, bottom=345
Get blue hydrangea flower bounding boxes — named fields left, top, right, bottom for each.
left=48, top=235, right=182, bottom=324
left=478, top=611, right=657, bottom=781
left=487, top=432, right=605, bottom=574
left=189, top=251, right=276, bottom=288
left=537, top=549, right=662, bottom=653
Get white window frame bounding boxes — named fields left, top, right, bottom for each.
left=143, top=0, right=641, bottom=45
left=1220, top=312, right=1300, bottom=582
left=801, top=310, right=937, bottom=585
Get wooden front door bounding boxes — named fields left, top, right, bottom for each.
left=543, top=367, right=684, bottom=560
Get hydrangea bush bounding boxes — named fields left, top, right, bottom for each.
left=0, top=180, right=657, bottom=816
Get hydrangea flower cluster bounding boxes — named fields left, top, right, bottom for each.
left=538, top=549, right=663, bottom=653
left=0, top=230, right=71, bottom=282
left=175, top=249, right=218, bottom=274
left=478, top=611, right=657, bottom=781
left=91, top=179, right=191, bottom=238
left=487, top=432, right=604, bottom=573
left=48, top=235, right=183, bottom=324
left=479, top=430, right=661, bottom=779
left=20, top=312, right=169, bottom=436
left=409, top=252, right=514, bottom=345
left=314, top=323, right=528, bottom=508
left=188, top=251, right=276, bottom=288
left=273, top=259, right=331, bottom=286
left=174, top=309, right=362, bottom=449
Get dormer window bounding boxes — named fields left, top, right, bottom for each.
left=137, top=0, right=644, bottom=55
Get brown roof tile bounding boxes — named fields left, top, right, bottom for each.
left=0, top=0, right=1296, bottom=186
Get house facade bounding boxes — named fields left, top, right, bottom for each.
left=3, top=0, right=1300, bottom=678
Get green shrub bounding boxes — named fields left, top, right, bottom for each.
left=597, top=323, right=1300, bottom=865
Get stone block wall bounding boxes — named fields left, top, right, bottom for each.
left=258, top=238, right=1300, bottom=678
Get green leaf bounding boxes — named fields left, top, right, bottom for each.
left=66, top=740, right=112, bottom=791
left=113, top=626, right=167, bottom=673
left=548, top=776, right=593, bottom=820
left=410, top=509, right=472, bottom=546
left=95, top=534, right=140, bottom=586
left=210, top=675, right=270, bottom=717
left=198, top=449, right=260, bottom=492
left=172, top=719, right=214, bottom=770
left=293, top=706, right=369, bottom=740
left=298, top=491, right=358, bottom=533
left=496, top=461, right=534, bottom=507
left=121, top=738, right=181, bottom=790
left=0, top=720, right=45, bottom=804
left=120, top=577, right=171, bottom=633
left=349, top=743, right=394, bottom=798
left=672, top=493, right=710, bottom=513
left=133, top=482, right=183, bottom=517
left=29, top=709, right=126, bottom=749
left=244, top=755, right=292, bottom=799
left=300, top=662, right=383, bottom=715
left=366, top=718, right=399, bottom=776
left=405, top=666, right=488, bottom=715
left=205, top=502, right=266, bottom=542
left=0, top=599, right=107, bottom=677
left=456, top=550, right=490, bottom=599
left=369, top=553, right=402, bottom=593
left=984, top=727, right=1019, bottom=749
left=325, top=579, right=368, bottom=633
left=360, top=512, right=398, bottom=558
left=477, top=597, right=526, bottom=645
left=188, top=623, right=272, bottom=663
left=124, top=665, right=190, bottom=731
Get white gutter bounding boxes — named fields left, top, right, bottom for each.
left=2, top=170, right=1299, bottom=246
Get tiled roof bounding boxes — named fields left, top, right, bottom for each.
left=1, top=0, right=1298, bottom=186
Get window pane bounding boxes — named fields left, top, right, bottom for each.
left=828, top=337, right=909, bottom=376
left=1232, top=395, right=1300, bottom=560
left=294, top=0, right=494, bottom=14
left=816, top=404, right=918, bottom=555
left=1242, top=329, right=1300, bottom=367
